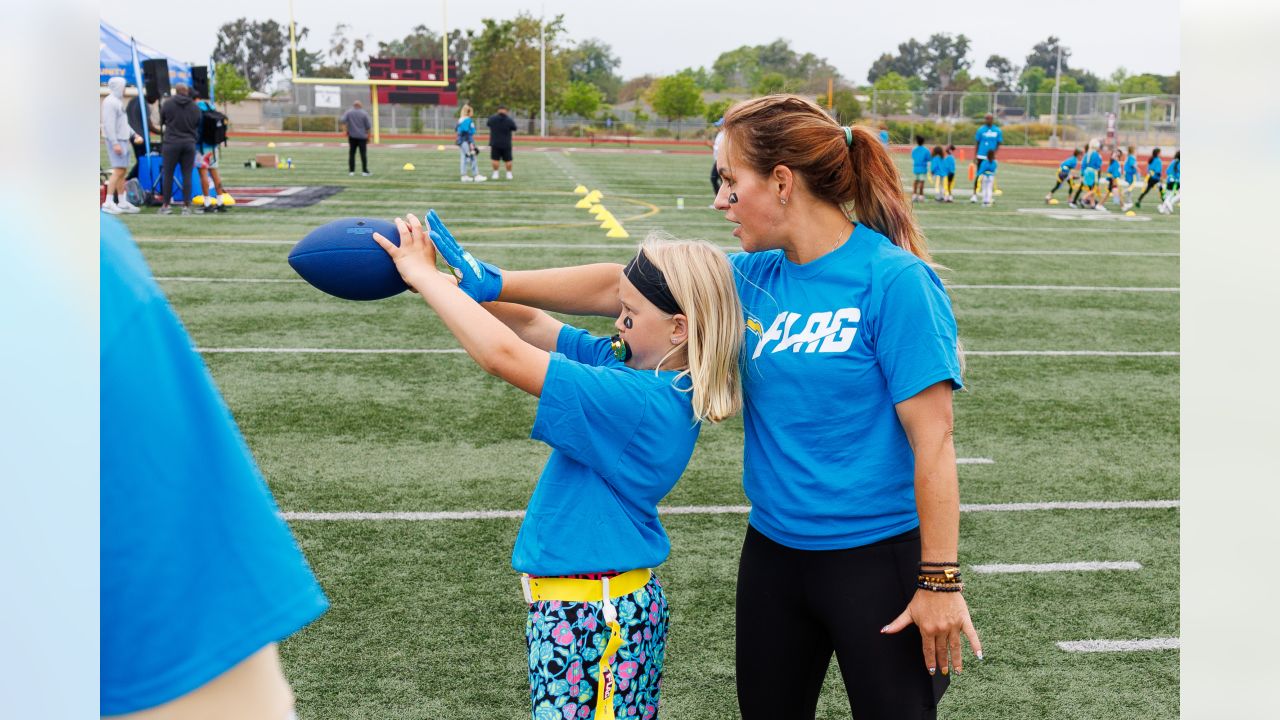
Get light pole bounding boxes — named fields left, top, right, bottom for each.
left=539, top=13, right=546, bottom=138
left=1049, top=44, right=1062, bottom=147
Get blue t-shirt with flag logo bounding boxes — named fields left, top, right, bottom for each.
left=1060, top=155, right=1079, bottom=173
left=1082, top=166, right=1098, bottom=186
left=1148, top=155, right=1163, bottom=179
left=911, top=145, right=931, bottom=174
left=1167, top=157, right=1180, bottom=182
left=929, top=155, right=943, bottom=177
left=730, top=224, right=963, bottom=550
left=978, top=159, right=998, bottom=177
left=1124, top=155, right=1138, bottom=182
left=1084, top=149, right=1102, bottom=170
left=943, top=155, right=956, bottom=175
left=1106, top=158, right=1121, bottom=178
left=975, top=124, right=1003, bottom=157
left=515, top=326, right=699, bottom=575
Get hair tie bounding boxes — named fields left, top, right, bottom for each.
left=843, top=126, right=853, bottom=147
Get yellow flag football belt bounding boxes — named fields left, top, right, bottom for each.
left=521, top=568, right=651, bottom=720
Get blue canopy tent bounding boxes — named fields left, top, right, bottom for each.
left=100, top=20, right=192, bottom=87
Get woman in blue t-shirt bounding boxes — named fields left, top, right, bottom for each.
left=374, top=214, right=744, bottom=720
left=434, top=94, right=983, bottom=719
left=455, top=104, right=485, bottom=182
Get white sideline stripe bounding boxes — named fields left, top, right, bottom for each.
left=959, top=500, right=1178, bottom=511
left=949, top=284, right=1177, bottom=293
left=970, top=561, right=1142, bottom=574
left=156, top=276, right=1177, bottom=293
left=198, top=347, right=466, bottom=354
left=157, top=276, right=304, bottom=283
left=1057, top=638, right=1179, bottom=653
left=957, top=457, right=995, bottom=465
left=196, top=347, right=1178, bottom=357
left=135, top=237, right=1179, bottom=257
left=965, top=351, right=1178, bottom=357
left=282, top=499, right=1178, bottom=522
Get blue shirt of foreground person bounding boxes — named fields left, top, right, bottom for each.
left=101, top=215, right=328, bottom=717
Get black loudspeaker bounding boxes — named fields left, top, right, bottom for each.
left=141, top=58, right=170, bottom=99
left=191, top=66, right=209, bottom=100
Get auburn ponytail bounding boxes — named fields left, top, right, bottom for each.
left=722, top=94, right=932, bottom=263
left=845, top=125, right=931, bottom=262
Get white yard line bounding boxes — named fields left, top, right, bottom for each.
left=282, top=499, right=1177, bottom=522
left=965, top=351, right=1178, bottom=357
left=158, top=276, right=1177, bottom=293
left=970, top=561, right=1142, bottom=574
left=948, top=284, right=1177, bottom=292
left=197, top=347, right=1178, bottom=357
left=1056, top=638, right=1179, bottom=653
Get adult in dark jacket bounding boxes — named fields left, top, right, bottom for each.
left=125, top=94, right=161, bottom=182
left=158, top=84, right=201, bottom=215
left=486, top=105, right=518, bottom=179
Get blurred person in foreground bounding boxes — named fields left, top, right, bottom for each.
left=101, top=215, right=328, bottom=718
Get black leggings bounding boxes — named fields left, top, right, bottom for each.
left=736, top=525, right=947, bottom=720
left=348, top=137, right=368, bottom=172
left=161, top=142, right=196, bottom=206
left=1137, top=175, right=1164, bottom=205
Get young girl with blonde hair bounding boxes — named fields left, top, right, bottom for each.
left=374, top=213, right=743, bottom=720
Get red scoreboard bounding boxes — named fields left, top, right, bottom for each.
left=367, top=57, right=459, bottom=105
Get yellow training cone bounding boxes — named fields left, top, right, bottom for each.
left=575, top=196, right=595, bottom=209
left=589, top=204, right=608, bottom=216
left=276, top=161, right=286, bottom=169
left=573, top=184, right=589, bottom=195
left=403, top=162, right=416, bottom=171
left=600, top=217, right=620, bottom=230
left=1125, top=210, right=1136, bottom=217
left=219, top=193, right=236, bottom=206
left=606, top=226, right=630, bottom=238
left=192, top=194, right=205, bottom=206
left=585, top=190, right=603, bottom=203
left=436, top=145, right=445, bottom=151
left=267, top=141, right=276, bottom=148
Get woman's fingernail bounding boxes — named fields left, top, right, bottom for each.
left=880, top=626, right=889, bottom=633
left=928, top=667, right=936, bottom=676
left=977, top=652, right=985, bottom=661
left=940, top=667, right=949, bottom=676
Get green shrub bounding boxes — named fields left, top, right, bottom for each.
left=283, top=115, right=340, bottom=132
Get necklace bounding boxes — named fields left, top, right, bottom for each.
left=832, top=222, right=853, bottom=252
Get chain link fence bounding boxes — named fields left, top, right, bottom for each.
left=865, top=90, right=1179, bottom=149
left=250, top=84, right=1178, bottom=149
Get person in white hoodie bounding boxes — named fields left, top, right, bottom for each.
left=102, top=77, right=141, bottom=214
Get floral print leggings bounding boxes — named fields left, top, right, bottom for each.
left=525, top=575, right=669, bottom=720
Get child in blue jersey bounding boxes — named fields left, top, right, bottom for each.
left=929, top=146, right=945, bottom=201
left=1073, top=166, right=1100, bottom=209
left=1046, top=148, right=1083, bottom=203
left=911, top=135, right=930, bottom=202
left=1101, top=150, right=1123, bottom=207
left=970, top=113, right=1003, bottom=202
left=977, top=149, right=998, bottom=206
left=1159, top=150, right=1180, bottom=214
left=942, top=144, right=957, bottom=202
left=374, top=214, right=743, bottom=720
left=456, top=104, right=485, bottom=182
left=1128, top=147, right=1164, bottom=210
left=435, top=95, right=984, bottom=720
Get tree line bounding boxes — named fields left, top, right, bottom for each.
left=210, top=18, right=1177, bottom=131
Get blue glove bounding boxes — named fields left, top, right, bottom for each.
left=425, top=209, right=503, bottom=303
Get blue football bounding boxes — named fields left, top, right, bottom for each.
left=288, top=217, right=408, bottom=301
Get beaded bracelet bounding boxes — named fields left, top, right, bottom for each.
left=917, top=580, right=965, bottom=593
left=919, top=560, right=960, bottom=567
left=919, top=572, right=962, bottom=583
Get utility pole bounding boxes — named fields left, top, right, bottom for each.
left=539, top=12, right=546, bottom=137
left=1049, top=44, right=1062, bottom=147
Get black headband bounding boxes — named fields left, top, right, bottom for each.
left=623, top=249, right=682, bottom=316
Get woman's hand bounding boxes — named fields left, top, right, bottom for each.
left=882, top=589, right=983, bottom=676
left=371, top=213, right=443, bottom=291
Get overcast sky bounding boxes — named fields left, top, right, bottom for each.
left=105, top=0, right=1179, bottom=84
